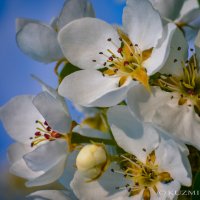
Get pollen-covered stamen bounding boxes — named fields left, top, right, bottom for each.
left=30, top=120, right=65, bottom=147
left=96, top=29, right=152, bottom=90
left=154, top=54, right=200, bottom=113
left=112, top=151, right=173, bottom=198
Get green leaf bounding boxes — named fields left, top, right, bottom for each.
left=192, top=172, right=200, bottom=200
left=59, top=62, right=80, bottom=83
left=198, top=0, right=200, bottom=6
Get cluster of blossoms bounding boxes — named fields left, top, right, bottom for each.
left=2, top=0, right=200, bottom=199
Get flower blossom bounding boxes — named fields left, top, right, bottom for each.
left=70, top=106, right=191, bottom=200
left=127, top=27, right=200, bottom=150
left=16, top=0, right=95, bottom=63
left=0, top=80, right=73, bottom=187
left=58, top=0, right=177, bottom=107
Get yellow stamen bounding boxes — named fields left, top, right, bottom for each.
left=143, top=188, right=151, bottom=200
left=131, top=67, right=151, bottom=92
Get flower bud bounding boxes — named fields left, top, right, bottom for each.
left=76, top=144, right=108, bottom=180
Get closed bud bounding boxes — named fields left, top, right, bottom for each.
left=76, top=144, right=108, bottom=180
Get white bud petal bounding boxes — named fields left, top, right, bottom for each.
left=76, top=144, right=107, bottom=179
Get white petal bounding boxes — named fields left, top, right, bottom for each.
left=158, top=24, right=188, bottom=76
left=127, top=85, right=169, bottom=122
left=16, top=22, right=63, bottom=63
left=152, top=125, right=189, bottom=156
left=57, top=0, right=95, bottom=30
left=156, top=139, right=192, bottom=186
left=24, top=140, right=67, bottom=172
left=8, top=143, right=43, bottom=180
left=16, top=18, right=39, bottom=33
left=33, top=91, right=71, bottom=133
left=128, top=85, right=200, bottom=150
left=123, top=0, right=162, bottom=50
left=71, top=164, right=129, bottom=200
left=149, top=0, right=185, bottom=20
left=156, top=181, right=181, bottom=200
left=31, top=75, right=70, bottom=115
left=0, top=95, right=44, bottom=144
left=59, top=151, right=77, bottom=190
left=107, top=105, right=159, bottom=162
left=180, top=8, right=200, bottom=25
left=127, top=85, right=190, bottom=153
left=179, top=2, right=200, bottom=42
left=58, top=18, right=120, bottom=69
left=144, top=23, right=188, bottom=75
left=179, top=0, right=199, bottom=19
left=58, top=70, right=132, bottom=107
left=26, top=155, right=66, bottom=187
left=8, top=142, right=32, bottom=165
left=27, top=190, right=72, bottom=200
left=152, top=96, right=200, bottom=150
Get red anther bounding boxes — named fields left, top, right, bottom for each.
left=31, top=142, right=34, bottom=147
left=124, top=61, right=129, bottom=66
left=44, top=121, right=48, bottom=126
left=35, top=131, right=41, bottom=136
left=109, top=56, right=113, bottom=61
left=51, top=131, right=62, bottom=138
left=46, top=126, right=51, bottom=131
left=44, top=134, right=50, bottom=139
left=117, top=48, right=122, bottom=53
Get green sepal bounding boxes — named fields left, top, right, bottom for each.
left=59, top=62, right=81, bottom=83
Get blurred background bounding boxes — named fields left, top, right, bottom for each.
left=0, top=0, right=125, bottom=199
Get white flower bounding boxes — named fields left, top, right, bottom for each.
left=16, top=0, right=95, bottom=63
left=127, top=27, right=200, bottom=150
left=0, top=82, right=73, bottom=187
left=70, top=106, right=191, bottom=200
left=58, top=0, right=177, bottom=107
left=149, top=0, right=200, bottom=41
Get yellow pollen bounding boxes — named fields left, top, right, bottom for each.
left=153, top=55, right=200, bottom=115
left=118, top=151, right=173, bottom=198
left=101, top=29, right=152, bottom=91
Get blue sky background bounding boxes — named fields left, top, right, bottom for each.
left=0, top=0, right=125, bottom=166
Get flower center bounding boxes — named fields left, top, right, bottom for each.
left=152, top=55, right=200, bottom=115
left=29, top=120, right=65, bottom=147
left=95, top=29, right=152, bottom=90
left=111, top=150, right=173, bottom=199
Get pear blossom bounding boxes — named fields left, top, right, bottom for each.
left=149, top=0, right=200, bottom=41
left=71, top=106, right=191, bottom=200
left=58, top=0, right=177, bottom=107
left=127, top=27, right=200, bottom=150
left=0, top=83, right=73, bottom=186
left=16, top=0, right=95, bottom=63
